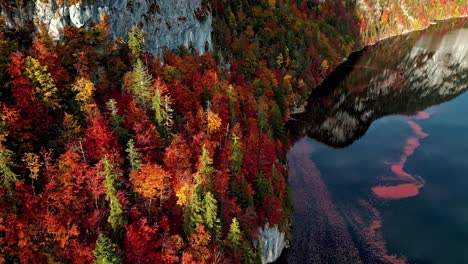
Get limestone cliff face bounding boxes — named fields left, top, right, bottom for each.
left=1, top=0, right=212, bottom=55
left=257, top=224, right=286, bottom=264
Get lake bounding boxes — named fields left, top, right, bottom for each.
left=286, top=18, right=468, bottom=264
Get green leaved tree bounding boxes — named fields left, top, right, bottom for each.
left=93, top=234, right=123, bottom=264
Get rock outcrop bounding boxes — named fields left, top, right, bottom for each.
left=257, top=224, right=286, bottom=264
left=1, top=0, right=212, bottom=55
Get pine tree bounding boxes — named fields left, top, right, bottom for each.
left=0, top=146, right=16, bottom=188
left=130, top=60, right=153, bottom=110
left=229, top=133, right=243, bottom=175
left=106, top=99, right=130, bottom=144
left=128, top=25, right=145, bottom=62
left=270, top=102, right=285, bottom=138
left=93, top=234, right=123, bottom=264
left=228, top=217, right=242, bottom=250
left=0, top=108, right=17, bottom=188
left=184, top=187, right=205, bottom=235
left=242, top=241, right=262, bottom=264
left=233, top=176, right=254, bottom=208
left=195, top=146, right=214, bottom=185
left=227, top=85, right=238, bottom=126
left=101, top=157, right=126, bottom=239
left=254, top=171, right=273, bottom=207
left=125, top=139, right=142, bottom=170
left=151, top=84, right=173, bottom=137
left=203, top=191, right=221, bottom=238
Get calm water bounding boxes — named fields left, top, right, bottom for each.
left=287, top=19, right=468, bottom=264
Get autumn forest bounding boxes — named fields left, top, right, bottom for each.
left=0, top=0, right=466, bottom=263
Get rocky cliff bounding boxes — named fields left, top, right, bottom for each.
left=257, top=224, right=286, bottom=264
left=1, top=0, right=212, bottom=55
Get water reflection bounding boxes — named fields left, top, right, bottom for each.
left=290, top=19, right=468, bottom=148
left=287, top=19, right=468, bottom=264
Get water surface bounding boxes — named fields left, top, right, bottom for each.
left=287, top=19, right=468, bottom=264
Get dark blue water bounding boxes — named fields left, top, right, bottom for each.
left=288, top=19, right=468, bottom=264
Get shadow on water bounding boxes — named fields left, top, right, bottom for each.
left=284, top=18, right=468, bottom=264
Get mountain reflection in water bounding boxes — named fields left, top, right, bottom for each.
left=287, top=19, right=468, bottom=264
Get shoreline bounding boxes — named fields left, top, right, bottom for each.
left=290, top=15, right=468, bottom=116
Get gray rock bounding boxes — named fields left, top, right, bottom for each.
left=257, top=223, right=286, bottom=264
left=1, top=0, right=212, bottom=56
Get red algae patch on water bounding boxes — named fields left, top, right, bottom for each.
left=349, top=200, right=407, bottom=264
left=372, top=111, right=431, bottom=200
left=407, top=121, right=429, bottom=138
left=414, top=111, right=431, bottom=120
left=372, top=183, right=423, bottom=199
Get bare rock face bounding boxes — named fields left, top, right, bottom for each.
left=257, top=224, right=286, bottom=263
left=1, top=0, right=212, bottom=55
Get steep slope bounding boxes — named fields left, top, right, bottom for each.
left=1, top=0, right=212, bottom=55
left=0, top=1, right=466, bottom=264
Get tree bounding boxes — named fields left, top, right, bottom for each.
left=128, top=25, right=145, bottom=62
left=0, top=107, right=18, bottom=188
left=184, top=186, right=205, bottom=235
left=195, top=146, right=214, bottom=185
left=22, top=152, right=42, bottom=193
left=203, top=191, right=221, bottom=238
left=129, top=60, right=153, bottom=110
left=254, top=171, right=273, bottom=207
left=83, top=113, right=119, bottom=162
left=229, top=132, right=243, bottom=175
left=228, top=217, right=242, bottom=250
left=72, top=77, right=96, bottom=113
left=106, top=99, right=130, bottom=144
left=186, top=224, right=211, bottom=263
left=125, top=139, right=142, bottom=170
left=24, top=56, right=61, bottom=109
left=270, top=102, right=284, bottom=138
left=130, top=163, right=171, bottom=202
left=0, top=146, right=16, bottom=188
left=93, top=234, right=123, bottom=264
left=151, top=80, right=174, bottom=136
left=123, top=219, right=160, bottom=263
left=100, top=157, right=126, bottom=238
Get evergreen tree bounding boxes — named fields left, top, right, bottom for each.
left=101, top=157, right=126, bottom=239
left=226, top=85, right=238, bottom=126
left=128, top=25, right=145, bottom=62
left=203, top=191, right=221, bottom=238
left=106, top=99, right=130, bottom=144
left=229, top=133, right=243, bottom=175
left=130, top=60, right=153, bottom=110
left=184, top=186, right=205, bottom=236
left=270, top=102, right=285, bottom=139
left=196, top=146, right=214, bottom=185
left=257, top=104, right=269, bottom=135
left=151, top=86, right=173, bottom=137
left=228, top=217, right=242, bottom=250
left=125, top=139, right=142, bottom=170
left=254, top=171, right=273, bottom=207
left=242, top=240, right=262, bottom=264
left=93, top=234, right=123, bottom=264
left=0, top=146, right=16, bottom=188
left=231, top=176, right=254, bottom=208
